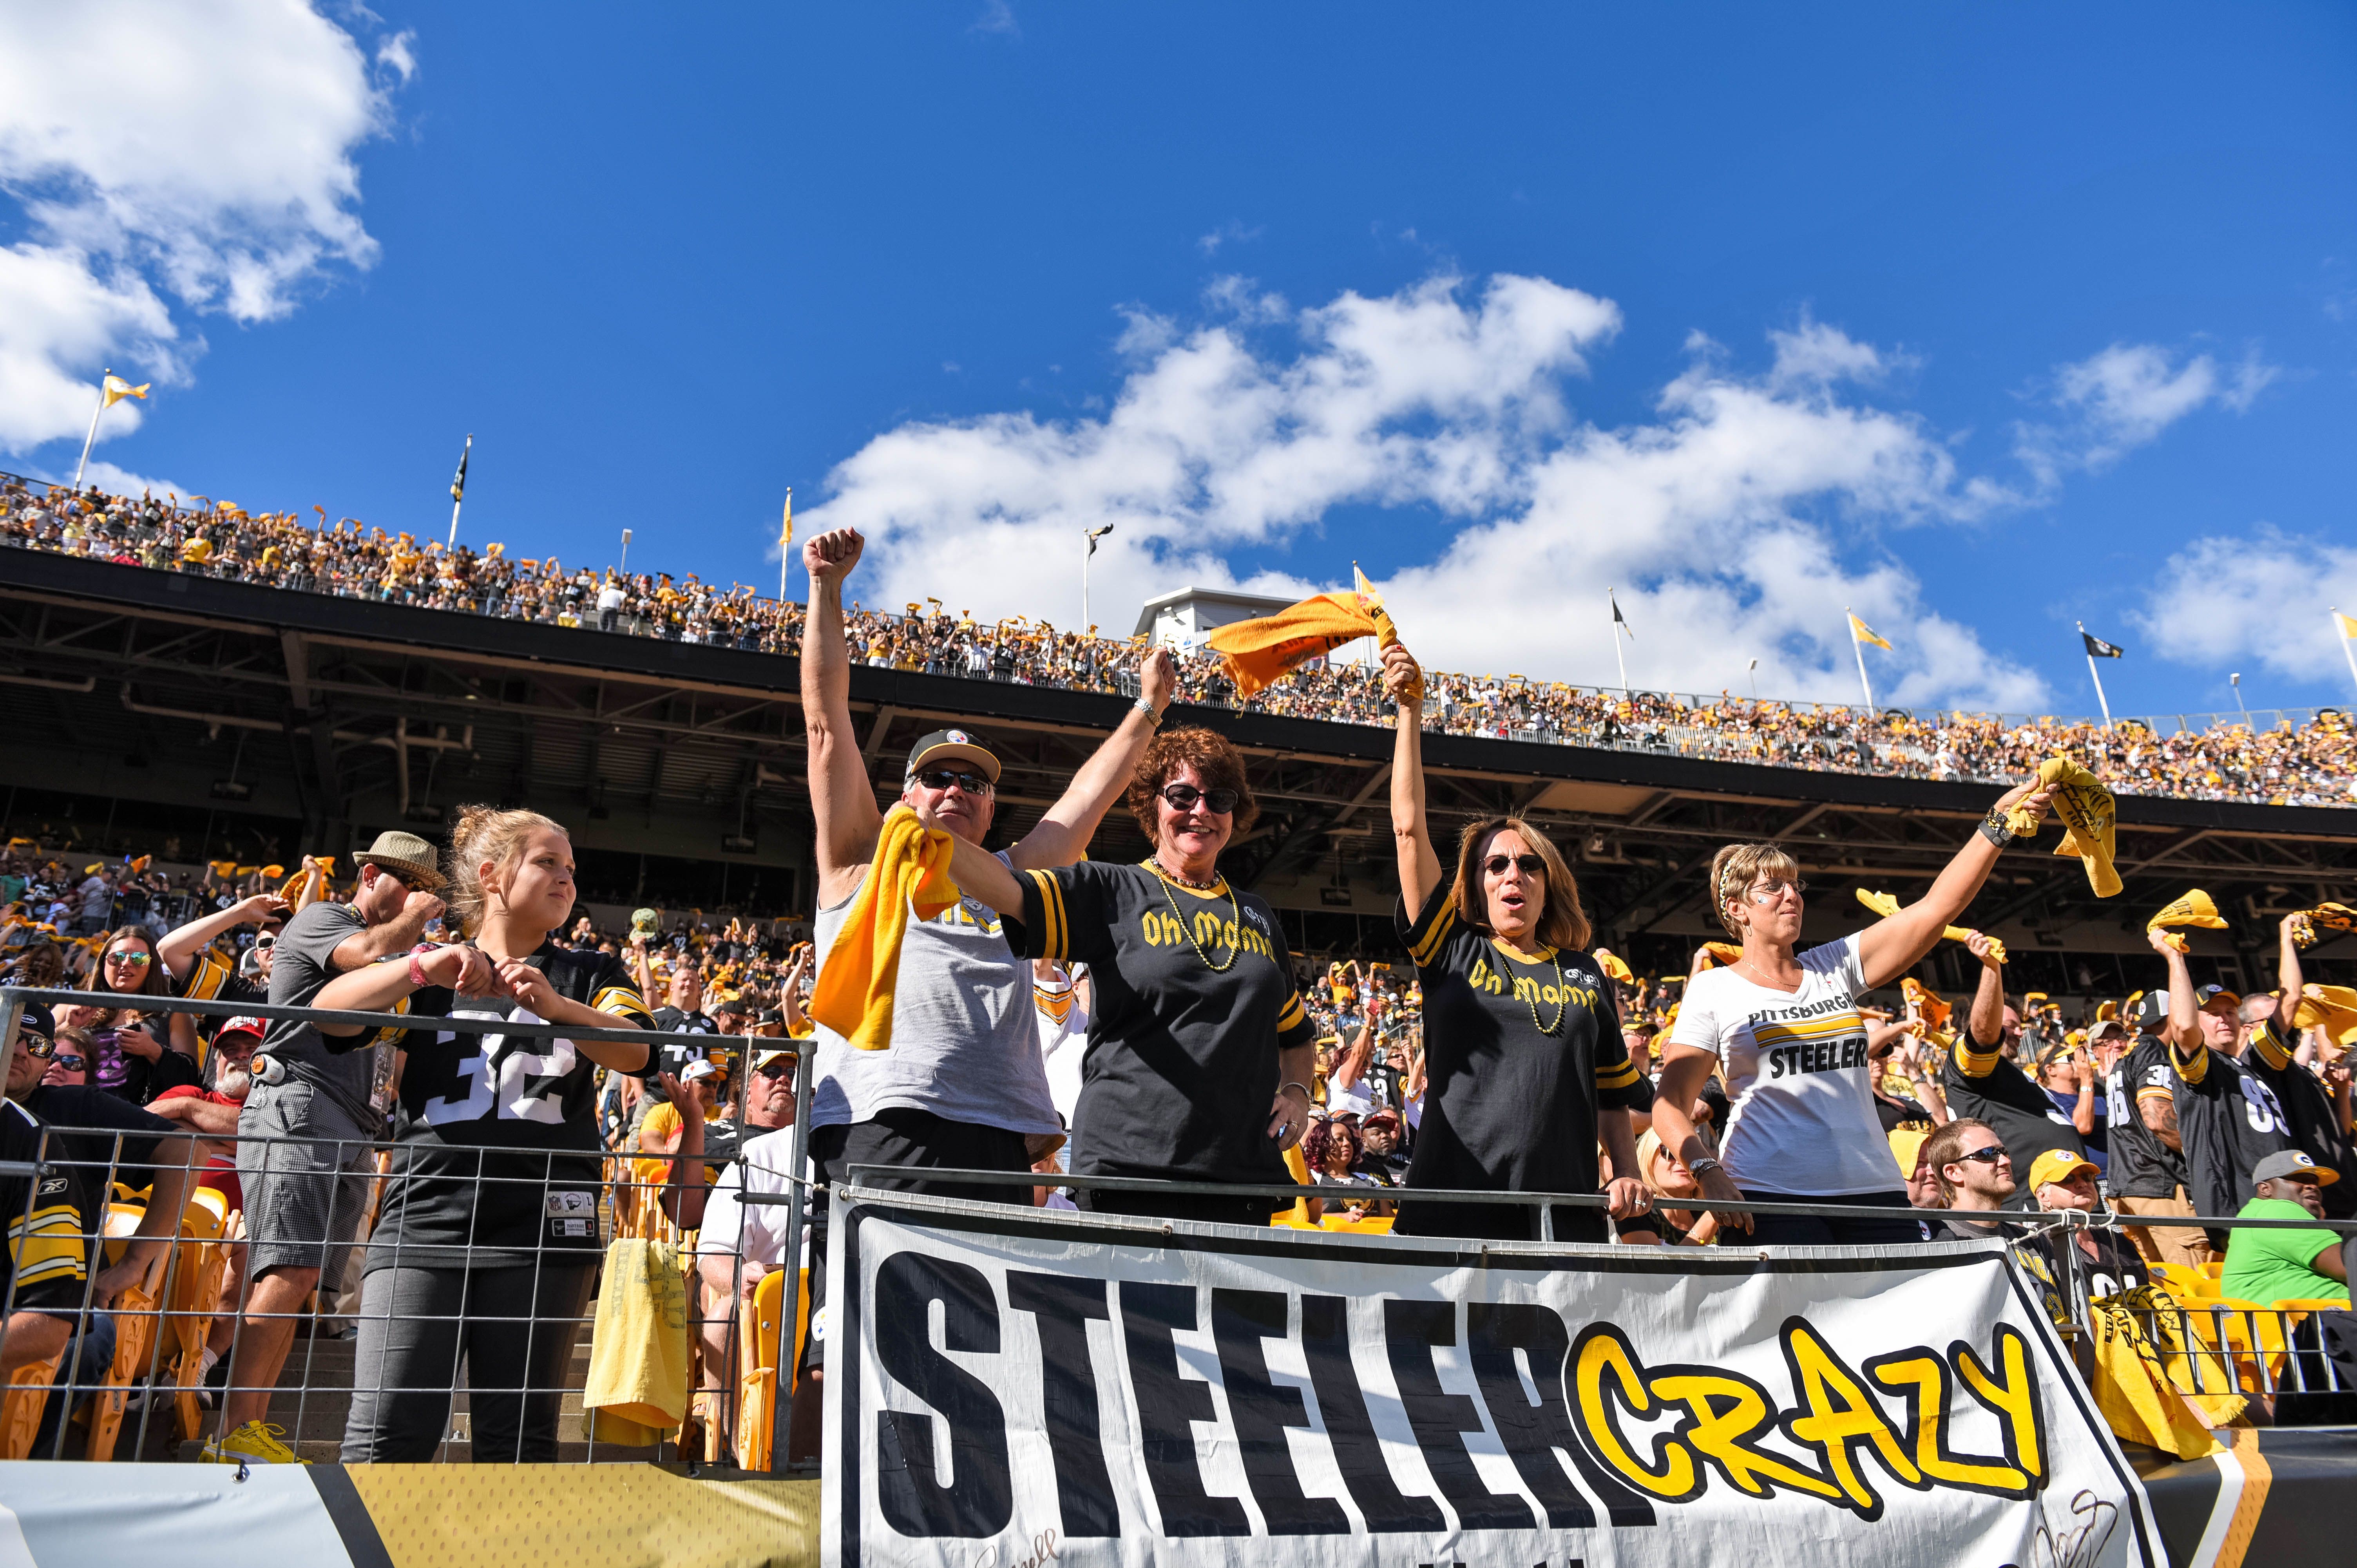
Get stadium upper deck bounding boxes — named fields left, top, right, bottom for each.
left=6, top=543, right=2354, bottom=1000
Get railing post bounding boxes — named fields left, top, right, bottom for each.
left=770, top=1043, right=816, bottom=1475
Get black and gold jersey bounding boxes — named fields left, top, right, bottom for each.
left=2242, top=1020, right=2357, bottom=1219
left=371, top=943, right=652, bottom=1269
left=1394, top=883, right=1648, bottom=1241
left=1010, top=861, right=1316, bottom=1188
left=2168, top=1040, right=2292, bottom=1222
left=0, top=1098, right=85, bottom=1315
left=1941, top=1033, right=2088, bottom=1176
left=2105, top=1036, right=2186, bottom=1199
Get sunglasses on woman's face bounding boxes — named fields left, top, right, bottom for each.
left=1159, top=783, right=1238, bottom=815
left=1483, top=854, right=1545, bottom=877
left=51, top=1056, right=83, bottom=1073
left=105, top=949, right=152, bottom=966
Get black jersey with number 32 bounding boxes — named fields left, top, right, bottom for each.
left=371, top=944, right=651, bottom=1270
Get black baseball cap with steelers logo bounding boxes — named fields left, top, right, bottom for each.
left=904, top=727, right=1001, bottom=785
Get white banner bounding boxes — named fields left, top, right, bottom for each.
left=820, top=1192, right=2160, bottom=1568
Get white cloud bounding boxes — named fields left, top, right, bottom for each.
left=2136, top=526, right=2357, bottom=683
left=1197, top=221, right=1265, bottom=257
left=0, top=1, right=405, bottom=454
left=2016, top=341, right=2277, bottom=486
left=802, top=275, right=2064, bottom=707
left=970, top=0, right=1019, bottom=37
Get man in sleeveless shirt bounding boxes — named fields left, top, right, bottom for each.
left=793, top=526, right=1175, bottom=1461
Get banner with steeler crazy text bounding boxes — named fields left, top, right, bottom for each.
left=821, top=1192, right=2163, bottom=1568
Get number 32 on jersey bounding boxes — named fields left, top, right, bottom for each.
left=423, top=1007, right=576, bottom=1127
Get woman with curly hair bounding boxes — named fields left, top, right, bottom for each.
left=950, top=725, right=1318, bottom=1226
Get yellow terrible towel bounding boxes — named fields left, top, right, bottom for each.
left=2291, top=901, right=2357, bottom=949
left=2085, top=1288, right=2232, bottom=1461
left=2147, top=888, right=2228, bottom=954
left=1206, top=566, right=1401, bottom=701
left=2293, top=984, right=2357, bottom=1049
left=809, top=804, right=960, bottom=1051
left=1855, top=888, right=2006, bottom=963
left=2010, top=756, right=2119, bottom=898
left=582, top=1238, right=691, bottom=1447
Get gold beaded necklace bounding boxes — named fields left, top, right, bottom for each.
left=1494, top=937, right=1567, bottom=1036
left=1145, top=858, right=1243, bottom=973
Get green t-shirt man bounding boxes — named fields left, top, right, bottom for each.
left=2222, top=1194, right=2350, bottom=1307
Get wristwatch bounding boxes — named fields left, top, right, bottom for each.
left=1134, top=695, right=1164, bottom=727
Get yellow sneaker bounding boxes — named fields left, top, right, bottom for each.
left=200, top=1419, right=307, bottom=1464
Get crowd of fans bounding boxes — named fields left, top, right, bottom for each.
left=0, top=514, right=2353, bottom=1475
left=7, top=475, right=2352, bottom=808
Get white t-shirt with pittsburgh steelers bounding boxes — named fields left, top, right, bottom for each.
left=1668, top=935, right=1899, bottom=1197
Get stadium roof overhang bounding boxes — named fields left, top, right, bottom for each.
left=6, top=551, right=2354, bottom=974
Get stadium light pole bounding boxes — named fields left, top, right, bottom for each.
left=1748, top=658, right=1758, bottom=701
left=1083, top=524, right=1113, bottom=631
left=619, top=527, right=632, bottom=574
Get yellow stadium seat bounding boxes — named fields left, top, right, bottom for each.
left=733, top=1267, right=807, bottom=1472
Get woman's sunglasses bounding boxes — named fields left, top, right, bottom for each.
left=1483, top=854, right=1545, bottom=877
left=1158, top=783, right=1239, bottom=814
left=104, top=949, right=152, bottom=966
left=51, top=1055, right=84, bottom=1073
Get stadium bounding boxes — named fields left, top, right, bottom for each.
left=6, top=10, right=2357, bottom=1568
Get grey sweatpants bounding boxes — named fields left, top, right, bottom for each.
left=340, top=1262, right=596, bottom=1463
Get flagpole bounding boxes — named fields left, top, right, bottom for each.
left=446, top=433, right=472, bottom=550
left=1609, top=588, right=1629, bottom=696
left=2078, top=620, right=2113, bottom=729
left=71, top=369, right=113, bottom=491
left=1847, top=607, right=1875, bottom=712
left=778, top=488, right=793, bottom=603
left=2337, top=608, right=2357, bottom=702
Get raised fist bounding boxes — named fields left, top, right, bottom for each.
left=803, top=527, right=864, bottom=583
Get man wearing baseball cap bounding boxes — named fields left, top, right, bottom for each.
left=796, top=524, right=1177, bottom=1462
left=2223, top=1149, right=2355, bottom=1421
left=2025, top=1149, right=2147, bottom=1317
left=213, top=829, right=451, bottom=1466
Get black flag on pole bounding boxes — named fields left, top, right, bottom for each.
left=2082, top=631, right=2123, bottom=659
left=450, top=436, right=471, bottom=504
left=1612, top=595, right=1634, bottom=638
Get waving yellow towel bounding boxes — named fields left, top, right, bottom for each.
left=809, top=805, right=960, bottom=1051
left=2293, top=984, right=2357, bottom=1049
left=1901, top=977, right=1952, bottom=1034
left=2146, top=888, right=2227, bottom=954
left=1855, top=888, right=2006, bottom=963
left=1591, top=948, right=1634, bottom=985
left=2009, top=757, right=2119, bottom=897
left=2291, top=901, right=2357, bottom=949
left=1206, top=566, right=1403, bottom=700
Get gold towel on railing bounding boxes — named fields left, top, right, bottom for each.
left=583, top=1238, right=690, bottom=1447
left=2085, top=1286, right=2239, bottom=1461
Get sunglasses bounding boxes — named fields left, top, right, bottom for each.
left=756, top=1057, right=799, bottom=1079
left=255, top=934, right=277, bottom=950
left=1484, top=854, right=1545, bottom=877
left=1743, top=879, right=1807, bottom=903
left=104, top=949, right=152, bottom=966
left=1951, top=1146, right=2009, bottom=1166
left=912, top=769, right=993, bottom=795
left=16, top=1035, right=53, bottom=1059
left=51, top=1055, right=83, bottom=1072
left=1158, top=783, right=1239, bottom=815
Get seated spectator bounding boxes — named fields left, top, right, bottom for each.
left=1627, top=1129, right=1720, bottom=1246
left=40, top=1030, right=91, bottom=1087
left=2222, top=1151, right=2348, bottom=1305
left=1357, top=1109, right=1408, bottom=1186
left=2025, top=1150, right=2146, bottom=1311
left=1923, top=1118, right=2020, bottom=1240
left=1301, top=1117, right=1379, bottom=1223
left=693, top=1055, right=804, bottom=1452
left=2221, top=1151, right=2355, bottom=1423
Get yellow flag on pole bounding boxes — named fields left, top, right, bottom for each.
left=1849, top=613, right=1892, bottom=650
left=778, top=489, right=793, bottom=552
left=2335, top=611, right=2357, bottom=640
left=102, top=375, right=149, bottom=408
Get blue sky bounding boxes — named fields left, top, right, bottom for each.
left=4, top=4, right=2354, bottom=719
